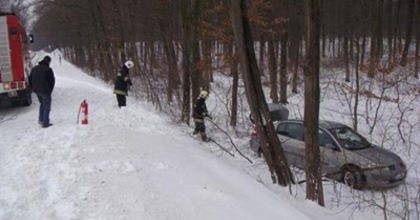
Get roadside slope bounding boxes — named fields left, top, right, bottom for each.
left=0, top=52, right=340, bottom=220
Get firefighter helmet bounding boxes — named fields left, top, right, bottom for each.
left=200, top=90, right=209, bottom=98
left=125, top=60, right=134, bottom=69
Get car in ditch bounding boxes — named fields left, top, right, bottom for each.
left=249, top=106, right=407, bottom=189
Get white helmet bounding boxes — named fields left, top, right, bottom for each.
left=125, top=60, right=134, bottom=69
left=200, top=90, right=209, bottom=98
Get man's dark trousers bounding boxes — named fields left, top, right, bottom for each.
left=36, top=93, right=52, bottom=126
left=116, top=94, right=126, bottom=107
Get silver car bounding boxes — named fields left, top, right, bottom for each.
left=250, top=120, right=407, bottom=189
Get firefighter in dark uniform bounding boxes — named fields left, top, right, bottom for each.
left=193, top=90, right=212, bottom=142
left=114, top=60, right=134, bottom=108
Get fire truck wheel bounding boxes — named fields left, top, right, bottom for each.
left=11, top=93, right=32, bottom=107
left=20, top=90, right=32, bottom=106
left=21, top=97, right=32, bottom=106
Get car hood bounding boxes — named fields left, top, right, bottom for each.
left=351, top=146, right=401, bottom=166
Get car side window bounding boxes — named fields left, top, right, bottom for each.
left=318, top=129, right=337, bottom=148
left=277, top=123, right=287, bottom=135
left=285, top=123, right=304, bottom=141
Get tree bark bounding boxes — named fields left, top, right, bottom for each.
left=268, top=36, right=279, bottom=103
left=191, top=0, right=203, bottom=103
left=259, top=33, right=265, bottom=75
left=354, top=38, right=361, bottom=131
left=344, top=36, right=350, bottom=82
left=279, top=29, right=288, bottom=104
left=181, top=0, right=192, bottom=124
left=230, top=45, right=239, bottom=128
left=158, top=18, right=178, bottom=104
left=415, top=0, right=420, bottom=78
left=400, top=0, right=415, bottom=66
left=368, top=0, right=383, bottom=78
left=230, top=0, right=293, bottom=186
left=304, top=0, right=325, bottom=207
left=203, top=40, right=212, bottom=91
left=387, top=0, right=393, bottom=66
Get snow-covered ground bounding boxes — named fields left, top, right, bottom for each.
left=0, top=52, right=348, bottom=220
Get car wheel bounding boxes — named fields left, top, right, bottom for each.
left=342, top=167, right=364, bottom=190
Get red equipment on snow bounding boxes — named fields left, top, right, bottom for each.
left=77, top=100, right=88, bottom=125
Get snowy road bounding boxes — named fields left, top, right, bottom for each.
left=0, top=52, right=340, bottom=220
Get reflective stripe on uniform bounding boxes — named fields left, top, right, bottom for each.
left=114, top=90, right=127, bottom=95
left=193, top=118, right=203, bottom=123
left=117, top=72, right=122, bottom=77
left=124, top=76, right=130, bottom=81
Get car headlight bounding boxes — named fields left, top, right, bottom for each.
left=365, top=163, right=389, bottom=171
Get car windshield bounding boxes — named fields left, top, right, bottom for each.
left=329, top=127, right=371, bottom=150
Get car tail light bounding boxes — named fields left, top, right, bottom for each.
left=18, top=82, right=24, bottom=88
left=11, top=82, right=17, bottom=89
left=252, top=128, right=258, bottom=139
left=3, top=83, right=10, bottom=90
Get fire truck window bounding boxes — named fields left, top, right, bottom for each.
left=10, top=27, right=17, bottom=35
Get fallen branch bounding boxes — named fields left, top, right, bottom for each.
left=206, top=118, right=253, bottom=164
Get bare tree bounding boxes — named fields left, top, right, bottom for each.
left=304, top=0, right=324, bottom=207
left=400, top=0, right=416, bottom=66
left=230, top=0, right=293, bottom=186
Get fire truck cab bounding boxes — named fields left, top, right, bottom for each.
left=0, top=9, right=33, bottom=106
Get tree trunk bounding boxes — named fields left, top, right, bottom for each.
left=230, top=45, right=239, bottom=128
left=203, top=40, right=212, bottom=91
left=191, top=0, right=203, bottom=105
left=400, top=0, right=416, bottom=66
left=230, top=0, right=293, bottom=186
left=279, top=29, right=288, bottom=104
left=259, top=33, right=265, bottom=75
left=361, top=32, right=366, bottom=67
left=415, top=0, right=420, bottom=78
left=304, top=0, right=325, bottom=207
left=158, top=18, right=178, bottom=104
left=368, top=0, right=380, bottom=78
left=377, top=0, right=384, bottom=59
left=354, top=38, right=361, bottom=131
left=290, top=0, right=300, bottom=94
left=393, top=0, right=403, bottom=62
left=110, top=0, right=126, bottom=61
left=268, top=36, right=279, bottom=103
left=387, top=0, right=393, bottom=66
left=344, top=36, right=350, bottom=82
left=181, top=0, right=192, bottom=124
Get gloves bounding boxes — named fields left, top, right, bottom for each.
left=127, top=79, right=133, bottom=86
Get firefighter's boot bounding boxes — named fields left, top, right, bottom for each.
left=201, top=132, right=210, bottom=142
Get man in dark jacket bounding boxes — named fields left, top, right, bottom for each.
left=29, top=56, right=55, bottom=128
left=114, top=60, right=134, bottom=108
left=193, top=90, right=212, bottom=142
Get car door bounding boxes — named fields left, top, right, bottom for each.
left=277, top=122, right=306, bottom=169
left=318, top=129, right=344, bottom=177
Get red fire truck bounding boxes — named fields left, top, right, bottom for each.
left=0, top=10, right=33, bottom=106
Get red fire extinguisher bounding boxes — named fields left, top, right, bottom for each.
left=77, top=100, right=88, bottom=125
